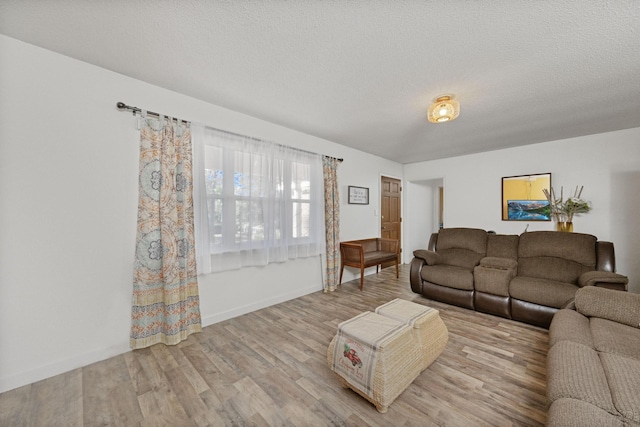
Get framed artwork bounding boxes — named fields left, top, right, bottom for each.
left=501, top=173, right=552, bottom=221
left=348, top=186, right=369, bottom=204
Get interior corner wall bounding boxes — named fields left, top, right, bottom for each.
left=403, top=127, right=640, bottom=293
left=332, top=163, right=404, bottom=282
left=404, top=180, right=435, bottom=263
left=0, top=34, right=403, bottom=393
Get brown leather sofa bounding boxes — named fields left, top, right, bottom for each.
left=410, top=228, right=628, bottom=328
left=410, top=228, right=487, bottom=311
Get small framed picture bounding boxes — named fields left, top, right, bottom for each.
left=348, top=186, right=369, bottom=205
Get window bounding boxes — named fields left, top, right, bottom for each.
left=192, top=125, right=325, bottom=274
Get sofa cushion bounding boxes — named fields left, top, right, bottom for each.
left=517, top=231, right=596, bottom=284
left=421, top=265, right=474, bottom=291
left=549, top=309, right=594, bottom=349
left=547, top=398, right=624, bottom=427
left=547, top=341, right=616, bottom=414
left=436, top=228, right=487, bottom=269
left=518, top=231, right=597, bottom=265
left=576, top=286, right=640, bottom=329
left=486, top=233, right=519, bottom=259
left=510, top=276, right=578, bottom=309
left=438, top=248, right=485, bottom=270
left=518, top=257, right=593, bottom=286
left=478, top=256, right=518, bottom=270
left=437, top=227, right=487, bottom=253
left=590, top=318, right=640, bottom=360
left=600, top=353, right=640, bottom=423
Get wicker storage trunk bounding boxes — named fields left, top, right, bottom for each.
left=327, top=300, right=448, bottom=413
left=375, top=298, right=449, bottom=371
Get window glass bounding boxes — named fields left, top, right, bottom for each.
left=193, top=126, right=324, bottom=272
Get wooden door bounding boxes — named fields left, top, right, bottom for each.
left=381, top=176, right=401, bottom=267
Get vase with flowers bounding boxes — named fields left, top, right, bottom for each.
left=542, top=185, right=592, bottom=232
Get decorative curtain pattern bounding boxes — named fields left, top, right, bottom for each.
left=131, top=115, right=202, bottom=349
left=323, top=156, right=340, bottom=292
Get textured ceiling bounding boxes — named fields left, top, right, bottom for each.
left=1, top=1, right=639, bottom=163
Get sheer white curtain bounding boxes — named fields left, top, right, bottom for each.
left=192, top=124, right=325, bottom=274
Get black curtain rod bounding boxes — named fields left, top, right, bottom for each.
left=116, top=102, right=343, bottom=163
left=117, top=102, right=189, bottom=123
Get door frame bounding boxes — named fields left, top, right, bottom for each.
left=379, top=173, right=403, bottom=260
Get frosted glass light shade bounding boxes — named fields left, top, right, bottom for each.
left=427, top=95, right=460, bottom=123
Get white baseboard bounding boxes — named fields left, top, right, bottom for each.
left=0, top=342, right=131, bottom=394
left=0, top=286, right=320, bottom=394
left=201, top=285, right=319, bottom=327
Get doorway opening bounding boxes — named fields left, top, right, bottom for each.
left=405, top=178, right=444, bottom=261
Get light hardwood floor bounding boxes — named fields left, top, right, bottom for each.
left=0, top=264, right=549, bottom=426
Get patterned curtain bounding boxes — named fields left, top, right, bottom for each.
left=130, top=115, right=202, bottom=349
left=323, top=157, right=340, bottom=292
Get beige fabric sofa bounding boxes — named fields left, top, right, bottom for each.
left=547, top=286, right=640, bottom=426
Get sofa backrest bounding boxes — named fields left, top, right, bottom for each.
left=486, top=234, right=519, bottom=259
left=436, top=228, right=487, bottom=269
left=518, top=231, right=597, bottom=284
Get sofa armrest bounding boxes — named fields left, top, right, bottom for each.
left=596, top=241, right=616, bottom=272
left=410, top=257, right=425, bottom=294
left=578, top=270, right=629, bottom=290
left=575, top=286, right=640, bottom=328
left=478, top=256, right=517, bottom=270
left=413, top=249, right=442, bottom=266
left=428, top=232, right=438, bottom=251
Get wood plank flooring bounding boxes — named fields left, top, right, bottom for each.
left=0, top=264, right=549, bottom=426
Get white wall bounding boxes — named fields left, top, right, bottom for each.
left=404, top=128, right=640, bottom=293
left=0, top=35, right=402, bottom=393
left=3, top=33, right=637, bottom=394
left=404, top=179, right=442, bottom=261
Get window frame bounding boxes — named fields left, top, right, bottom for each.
left=192, top=124, right=324, bottom=274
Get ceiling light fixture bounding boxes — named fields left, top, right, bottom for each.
left=427, top=95, right=460, bottom=123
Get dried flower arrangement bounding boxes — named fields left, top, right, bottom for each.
left=542, top=185, right=592, bottom=224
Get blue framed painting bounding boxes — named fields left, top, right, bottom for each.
left=507, top=200, right=551, bottom=221
left=502, top=173, right=551, bottom=221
